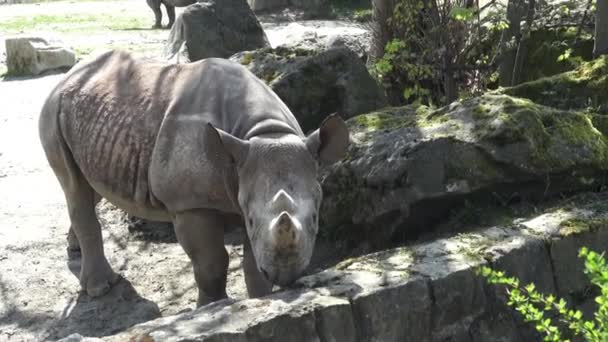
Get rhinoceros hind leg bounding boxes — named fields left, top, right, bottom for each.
left=64, top=179, right=118, bottom=297
left=66, top=192, right=101, bottom=259
left=165, top=4, right=176, bottom=29
left=44, top=141, right=118, bottom=297
left=146, top=0, right=163, bottom=28
left=243, top=235, right=273, bottom=298
left=173, top=209, right=228, bottom=307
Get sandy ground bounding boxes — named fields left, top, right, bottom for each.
left=0, top=1, right=370, bottom=341
left=0, top=72, right=251, bottom=342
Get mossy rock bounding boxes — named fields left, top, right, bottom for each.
left=232, top=47, right=387, bottom=132
left=521, top=27, right=594, bottom=83
left=320, top=93, right=608, bottom=248
left=499, top=57, right=608, bottom=112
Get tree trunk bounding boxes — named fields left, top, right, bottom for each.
left=370, top=0, right=395, bottom=63
left=443, top=52, right=458, bottom=103
left=511, top=0, right=535, bottom=86
left=594, top=0, right=608, bottom=56
left=498, top=0, right=526, bottom=87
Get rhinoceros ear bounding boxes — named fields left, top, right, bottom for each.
left=206, top=123, right=250, bottom=165
left=305, top=113, right=349, bottom=165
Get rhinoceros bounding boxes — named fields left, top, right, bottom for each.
left=146, top=0, right=196, bottom=29
left=39, top=50, right=349, bottom=306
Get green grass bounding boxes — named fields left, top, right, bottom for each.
left=329, top=0, right=371, bottom=20
left=0, top=13, right=149, bottom=33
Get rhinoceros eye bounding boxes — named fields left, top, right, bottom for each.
left=249, top=217, right=254, bottom=227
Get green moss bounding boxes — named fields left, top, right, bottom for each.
left=522, top=28, right=594, bottom=82
left=462, top=94, right=608, bottom=170
left=500, top=57, right=608, bottom=112
left=559, top=217, right=608, bottom=236
left=353, top=113, right=412, bottom=131
left=263, top=70, right=281, bottom=83
left=471, top=103, right=491, bottom=120
left=454, top=233, right=495, bottom=263
left=241, top=53, right=254, bottom=65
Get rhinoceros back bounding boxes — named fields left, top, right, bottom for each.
left=45, top=50, right=303, bottom=219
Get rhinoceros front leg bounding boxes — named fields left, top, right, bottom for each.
left=173, top=209, right=229, bottom=307
left=243, top=235, right=273, bottom=298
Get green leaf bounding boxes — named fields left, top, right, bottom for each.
left=449, top=6, right=475, bottom=22
left=557, top=48, right=573, bottom=62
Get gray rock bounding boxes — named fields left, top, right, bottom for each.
left=230, top=47, right=386, bottom=132
left=320, top=94, right=608, bottom=249
left=54, top=334, right=104, bottom=342
left=5, top=37, right=76, bottom=76
left=247, top=0, right=288, bottom=11
left=166, top=0, right=270, bottom=62
left=352, top=276, right=432, bottom=342
left=266, top=21, right=371, bottom=59
left=550, top=228, right=608, bottom=300
left=71, top=196, right=608, bottom=342
left=247, top=0, right=329, bottom=17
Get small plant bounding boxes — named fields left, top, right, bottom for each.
left=479, top=247, right=608, bottom=341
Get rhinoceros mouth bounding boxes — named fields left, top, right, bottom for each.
left=259, top=264, right=303, bottom=286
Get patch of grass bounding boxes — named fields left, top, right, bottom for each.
left=0, top=13, right=149, bottom=33
left=0, top=64, right=7, bottom=78
left=328, top=0, right=371, bottom=20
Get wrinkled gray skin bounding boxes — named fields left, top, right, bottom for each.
left=146, top=0, right=196, bottom=29
left=38, top=50, right=349, bottom=307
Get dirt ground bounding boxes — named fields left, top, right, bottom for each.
left=0, top=71, right=254, bottom=341
left=0, top=1, right=369, bottom=341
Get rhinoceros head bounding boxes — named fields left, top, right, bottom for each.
left=210, top=114, right=349, bottom=286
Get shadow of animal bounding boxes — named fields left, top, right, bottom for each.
left=46, top=275, right=161, bottom=340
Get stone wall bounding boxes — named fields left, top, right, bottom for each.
left=60, top=193, right=608, bottom=342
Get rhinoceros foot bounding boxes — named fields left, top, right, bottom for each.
left=80, top=258, right=120, bottom=297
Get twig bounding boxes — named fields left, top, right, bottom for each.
left=575, top=0, right=594, bottom=44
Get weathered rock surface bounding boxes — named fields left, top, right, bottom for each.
left=499, top=57, right=608, bottom=112
left=230, top=47, right=386, bottom=132
left=5, top=37, right=76, bottom=76
left=165, top=0, right=270, bottom=62
left=247, top=0, right=287, bottom=11
left=265, top=21, right=371, bottom=59
left=320, top=94, right=608, bottom=248
left=247, top=0, right=329, bottom=17
left=59, top=192, right=608, bottom=342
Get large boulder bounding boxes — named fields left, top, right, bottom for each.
left=247, top=0, right=329, bottom=17
left=267, top=22, right=371, bottom=59
left=499, top=57, right=608, bottom=112
left=58, top=192, right=608, bottom=342
left=5, top=37, right=76, bottom=76
left=247, top=0, right=287, bottom=11
left=165, top=0, right=270, bottom=62
left=230, top=47, right=387, bottom=132
left=320, top=94, right=608, bottom=248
